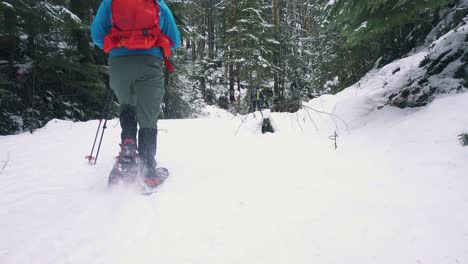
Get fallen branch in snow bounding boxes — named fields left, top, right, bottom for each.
left=234, top=112, right=251, bottom=135
left=328, top=131, right=339, bottom=150
left=271, top=100, right=348, bottom=133
left=459, top=133, right=468, bottom=146
left=295, top=112, right=304, bottom=132
left=301, top=104, right=349, bottom=134
left=0, top=153, right=11, bottom=177
left=230, top=114, right=245, bottom=121
left=301, top=107, right=319, bottom=131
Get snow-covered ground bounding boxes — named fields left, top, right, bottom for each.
left=1, top=22, right=468, bottom=261
left=1, top=77, right=467, bottom=263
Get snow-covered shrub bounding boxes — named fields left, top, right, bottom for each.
left=459, top=133, right=468, bottom=146
left=0, top=89, right=23, bottom=135
left=218, top=95, right=229, bottom=110
left=261, top=118, right=274, bottom=134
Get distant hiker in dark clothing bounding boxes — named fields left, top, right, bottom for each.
left=91, top=0, right=180, bottom=189
left=260, top=93, right=270, bottom=109
left=251, top=87, right=261, bottom=112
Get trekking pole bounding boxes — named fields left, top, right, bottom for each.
left=93, top=118, right=108, bottom=164
left=85, top=118, right=103, bottom=165
left=85, top=84, right=114, bottom=165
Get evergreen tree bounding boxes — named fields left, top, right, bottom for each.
left=0, top=0, right=111, bottom=135
left=326, top=0, right=454, bottom=48
left=222, top=0, right=277, bottom=105
left=315, top=0, right=457, bottom=91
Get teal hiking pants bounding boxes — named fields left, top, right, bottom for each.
left=108, top=55, right=165, bottom=129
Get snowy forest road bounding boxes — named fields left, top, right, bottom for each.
left=1, top=98, right=467, bottom=264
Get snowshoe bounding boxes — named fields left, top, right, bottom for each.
left=139, top=167, right=169, bottom=195
left=108, top=138, right=140, bottom=186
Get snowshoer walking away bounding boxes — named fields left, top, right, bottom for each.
left=259, top=92, right=270, bottom=109
left=91, top=0, right=180, bottom=191
left=251, top=87, right=261, bottom=112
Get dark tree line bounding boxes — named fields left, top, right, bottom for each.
left=0, top=0, right=108, bottom=135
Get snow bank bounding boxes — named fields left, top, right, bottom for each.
left=1, top=89, right=468, bottom=264
left=2, top=85, right=468, bottom=264
left=202, top=105, right=234, bottom=119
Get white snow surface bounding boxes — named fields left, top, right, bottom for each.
left=1, top=26, right=468, bottom=261
left=1, top=85, right=468, bottom=263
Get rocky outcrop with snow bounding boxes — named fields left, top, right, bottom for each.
left=387, top=1, right=468, bottom=108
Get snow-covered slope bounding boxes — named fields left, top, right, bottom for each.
left=1, top=83, right=468, bottom=263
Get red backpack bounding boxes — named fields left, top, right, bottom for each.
left=103, top=0, right=174, bottom=71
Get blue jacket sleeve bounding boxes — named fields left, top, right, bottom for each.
left=91, top=0, right=112, bottom=49
left=159, top=0, right=181, bottom=50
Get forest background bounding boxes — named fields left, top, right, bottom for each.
left=0, top=0, right=466, bottom=135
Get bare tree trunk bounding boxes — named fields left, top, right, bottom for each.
left=272, top=0, right=280, bottom=101
left=236, top=63, right=240, bottom=92
left=229, top=63, right=235, bottom=102
left=191, top=40, right=197, bottom=61
left=4, top=7, right=17, bottom=68
left=207, top=0, right=215, bottom=60
left=199, top=5, right=206, bottom=60
left=226, top=0, right=237, bottom=104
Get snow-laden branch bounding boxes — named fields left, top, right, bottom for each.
left=242, top=7, right=266, bottom=23
left=38, top=2, right=81, bottom=24
left=0, top=153, right=10, bottom=177
left=1, top=1, right=14, bottom=9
